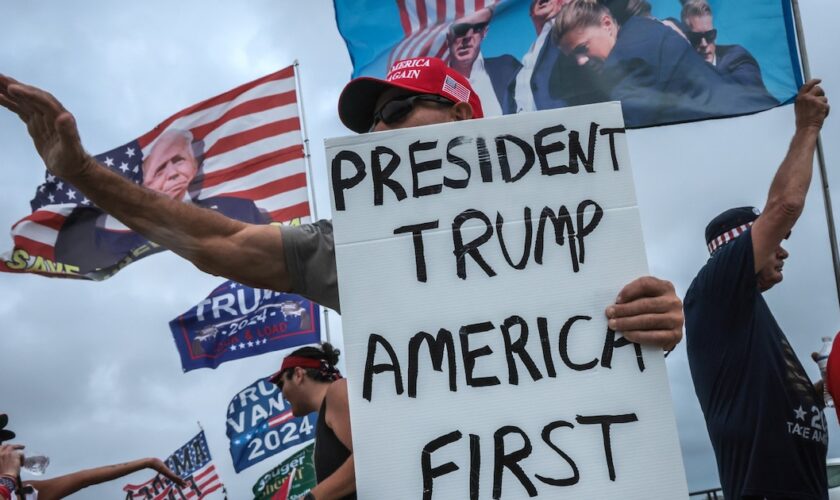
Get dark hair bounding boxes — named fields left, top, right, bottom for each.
left=285, top=342, right=342, bottom=383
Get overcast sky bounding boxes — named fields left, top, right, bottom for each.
left=2, top=1, right=840, bottom=498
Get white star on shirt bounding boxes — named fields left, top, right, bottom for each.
left=56, top=181, right=64, bottom=190
left=262, top=338, right=268, bottom=345
left=81, top=197, right=90, bottom=205
left=247, top=341, right=254, bottom=347
left=104, top=157, right=114, bottom=167
left=66, top=189, right=76, bottom=200
left=38, top=185, right=45, bottom=193
left=48, top=194, right=55, bottom=203
left=125, top=147, right=136, bottom=158
left=794, top=406, right=806, bottom=421
left=239, top=342, right=246, bottom=349
left=230, top=344, right=237, bottom=351
left=119, top=162, right=129, bottom=173
left=46, top=174, right=55, bottom=182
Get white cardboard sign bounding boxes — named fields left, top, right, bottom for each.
left=326, top=103, right=688, bottom=499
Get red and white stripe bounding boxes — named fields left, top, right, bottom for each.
left=137, top=66, right=310, bottom=223
left=389, top=0, right=498, bottom=67
left=2, top=66, right=311, bottom=277
left=708, top=222, right=754, bottom=254
left=8, top=205, right=75, bottom=262
left=268, top=410, right=294, bottom=427
left=123, top=463, right=224, bottom=500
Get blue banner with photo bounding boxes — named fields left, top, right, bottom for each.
left=333, top=0, right=802, bottom=127
left=170, top=280, right=321, bottom=372
left=226, top=377, right=317, bottom=473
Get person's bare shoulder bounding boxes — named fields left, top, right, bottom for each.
left=327, top=378, right=349, bottom=403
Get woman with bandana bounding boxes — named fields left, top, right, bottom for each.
left=271, top=344, right=354, bottom=500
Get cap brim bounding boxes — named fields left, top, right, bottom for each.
left=268, top=369, right=283, bottom=385
left=0, top=413, right=7, bottom=429
left=337, top=76, right=433, bottom=134
left=0, top=429, right=15, bottom=443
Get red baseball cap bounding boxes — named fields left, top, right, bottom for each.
left=338, top=56, right=484, bottom=133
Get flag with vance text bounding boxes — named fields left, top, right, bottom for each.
left=2, top=65, right=310, bottom=280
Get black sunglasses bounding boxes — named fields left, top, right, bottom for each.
left=687, top=29, right=717, bottom=46
left=370, top=94, right=455, bottom=131
left=450, top=21, right=489, bottom=38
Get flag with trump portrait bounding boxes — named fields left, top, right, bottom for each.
left=226, top=377, right=317, bottom=473
left=1, top=64, right=311, bottom=280
left=333, top=0, right=803, bottom=127
left=123, top=431, right=225, bottom=500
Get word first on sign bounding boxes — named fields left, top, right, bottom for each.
left=326, top=102, right=687, bottom=498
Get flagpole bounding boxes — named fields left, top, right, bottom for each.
left=293, top=60, right=332, bottom=345
left=293, top=60, right=321, bottom=222
left=791, top=0, right=840, bottom=308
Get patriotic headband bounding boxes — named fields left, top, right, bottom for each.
left=279, top=356, right=322, bottom=372
left=271, top=355, right=342, bottom=384
left=707, top=222, right=754, bottom=254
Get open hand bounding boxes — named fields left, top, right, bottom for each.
left=605, top=276, right=683, bottom=351
left=0, top=74, right=90, bottom=180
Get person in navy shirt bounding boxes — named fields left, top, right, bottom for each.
left=685, top=80, right=830, bottom=499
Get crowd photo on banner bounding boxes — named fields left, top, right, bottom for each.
left=1, top=0, right=839, bottom=498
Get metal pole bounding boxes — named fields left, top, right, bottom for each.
left=293, top=60, right=332, bottom=345
left=293, top=60, right=321, bottom=222
left=791, top=0, right=840, bottom=308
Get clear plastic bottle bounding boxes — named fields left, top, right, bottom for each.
left=22, top=454, right=49, bottom=475
left=817, top=336, right=835, bottom=408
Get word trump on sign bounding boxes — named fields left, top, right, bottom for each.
left=326, top=103, right=688, bottom=498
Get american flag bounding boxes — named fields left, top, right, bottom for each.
left=389, top=0, right=500, bottom=66
left=123, top=431, right=225, bottom=500
left=442, top=74, right=472, bottom=102
left=1, top=65, right=310, bottom=280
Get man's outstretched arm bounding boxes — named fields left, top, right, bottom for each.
left=0, top=75, right=292, bottom=291
left=751, top=79, right=829, bottom=272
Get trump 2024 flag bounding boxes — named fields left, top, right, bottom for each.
left=227, top=377, right=317, bottom=473
left=170, top=280, right=321, bottom=372
left=2, top=65, right=310, bottom=280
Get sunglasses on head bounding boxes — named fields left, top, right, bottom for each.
left=370, top=94, right=455, bottom=132
left=687, top=29, right=717, bottom=46
left=450, top=21, right=489, bottom=38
